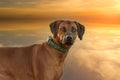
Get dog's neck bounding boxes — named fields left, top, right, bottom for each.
left=47, top=36, right=70, bottom=53
left=53, top=37, right=72, bottom=49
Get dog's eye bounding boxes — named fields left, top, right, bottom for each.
left=60, top=27, right=66, bottom=32
left=72, top=28, right=77, bottom=32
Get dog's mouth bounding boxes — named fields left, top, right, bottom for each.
left=64, top=40, right=74, bottom=46
left=65, top=42, right=73, bottom=46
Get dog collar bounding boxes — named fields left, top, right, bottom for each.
left=47, top=36, right=69, bottom=52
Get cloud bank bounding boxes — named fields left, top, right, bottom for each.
left=62, top=27, right=120, bottom=80
left=0, top=29, right=50, bottom=46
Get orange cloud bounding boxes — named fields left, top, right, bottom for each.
left=0, top=0, right=120, bottom=28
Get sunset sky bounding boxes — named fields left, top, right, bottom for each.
left=0, top=0, right=120, bottom=28
left=0, top=0, right=120, bottom=80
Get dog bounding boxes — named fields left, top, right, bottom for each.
left=0, top=20, right=85, bottom=80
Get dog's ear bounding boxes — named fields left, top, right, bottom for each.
left=49, top=20, right=63, bottom=37
left=74, top=21, right=85, bottom=40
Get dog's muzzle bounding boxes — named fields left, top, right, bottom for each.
left=64, top=35, right=74, bottom=46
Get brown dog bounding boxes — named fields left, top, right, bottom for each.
left=0, top=20, right=85, bottom=80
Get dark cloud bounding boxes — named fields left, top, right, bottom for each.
left=0, top=0, right=44, bottom=8
left=0, top=30, right=49, bottom=46
left=0, top=0, right=62, bottom=8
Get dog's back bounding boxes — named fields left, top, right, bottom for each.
left=0, top=45, right=37, bottom=80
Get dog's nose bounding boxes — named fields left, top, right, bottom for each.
left=66, top=35, right=73, bottom=41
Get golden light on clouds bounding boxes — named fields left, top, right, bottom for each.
left=0, top=0, right=120, bottom=15
left=33, top=0, right=120, bottom=13
left=0, top=0, right=119, bottom=30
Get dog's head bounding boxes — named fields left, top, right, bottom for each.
left=50, top=20, right=85, bottom=47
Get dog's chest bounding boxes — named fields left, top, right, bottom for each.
left=44, top=64, right=63, bottom=80
left=37, top=43, right=65, bottom=80
left=38, top=57, right=64, bottom=80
